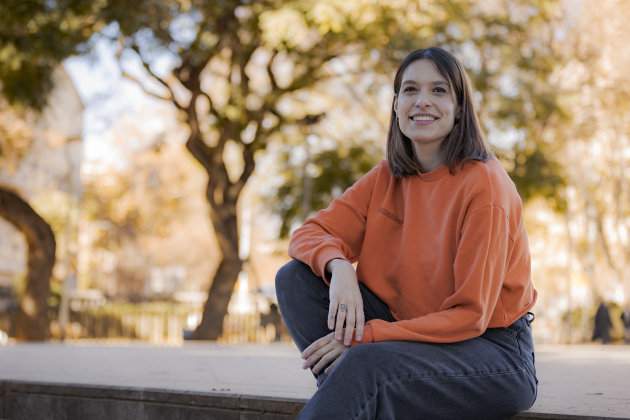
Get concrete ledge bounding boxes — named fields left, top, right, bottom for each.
left=2, top=380, right=630, bottom=420
left=2, top=344, right=629, bottom=420
left=0, top=380, right=308, bottom=420
left=511, top=415, right=630, bottom=420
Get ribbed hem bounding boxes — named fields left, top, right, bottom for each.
left=350, top=324, right=374, bottom=347
left=313, top=247, right=347, bottom=285
left=416, top=163, right=449, bottom=182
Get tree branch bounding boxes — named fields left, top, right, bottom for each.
left=119, top=44, right=186, bottom=111
left=199, top=90, right=220, bottom=119
left=267, top=53, right=339, bottom=99
left=226, top=141, right=259, bottom=202
left=185, top=130, right=213, bottom=172
left=120, top=70, right=171, bottom=102
left=266, top=50, right=280, bottom=91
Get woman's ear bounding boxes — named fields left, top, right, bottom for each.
left=394, top=94, right=399, bottom=115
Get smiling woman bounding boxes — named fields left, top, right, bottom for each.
left=276, top=47, right=537, bottom=420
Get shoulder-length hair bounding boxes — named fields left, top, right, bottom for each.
left=386, top=47, right=492, bottom=178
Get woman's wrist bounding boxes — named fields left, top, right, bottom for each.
left=326, top=258, right=352, bottom=274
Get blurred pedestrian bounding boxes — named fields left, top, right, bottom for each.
left=621, top=304, right=630, bottom=344
left=592, top=301, right=613, bottom=344
left=261, top=303, right=282, bottom=341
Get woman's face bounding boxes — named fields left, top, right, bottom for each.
left=394, top=59, right=460, bottom=150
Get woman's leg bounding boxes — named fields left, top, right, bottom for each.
left=275, top=259, right=395, bottom=385
left=275, top=259, right=331, bottom=353
left=297, top=315, right=538, bottom=420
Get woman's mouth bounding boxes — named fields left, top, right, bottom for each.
left=410, top=116, right=438, bottom=125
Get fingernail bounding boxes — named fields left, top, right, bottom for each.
left=302, top=363, right=306, bottom=369
left=357, top=335, right=362, bottom=341
left=328, top=323, right=333, bottom=329
left=345, top=339, right=350, bottom=346
left=336, top=334, right=341, bottom=341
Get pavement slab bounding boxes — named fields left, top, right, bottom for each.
left=0, top=342, right=629, bottom=419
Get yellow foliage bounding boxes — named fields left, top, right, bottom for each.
left=0, top=98, right=37, bottom=174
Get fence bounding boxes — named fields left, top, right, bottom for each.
left=0, top=297, right=287, bottom=345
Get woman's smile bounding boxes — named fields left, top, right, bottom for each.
left=409, top=113, right=439, bottom=125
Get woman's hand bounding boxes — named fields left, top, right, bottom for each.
left=326, top=259, right=365, bottom=346
left=301, top=332, right=350, bottom=374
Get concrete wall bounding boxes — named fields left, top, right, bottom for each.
left=0, top=381, right=306, bottom=420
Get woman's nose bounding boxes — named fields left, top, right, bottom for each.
left=414, top=91, right=432, bottom=108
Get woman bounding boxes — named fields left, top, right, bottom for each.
left=275, top=47, right=538, bottom=420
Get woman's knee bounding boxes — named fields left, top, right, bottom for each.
left=275, top=259, right=309, bottom=299
left=334, top=345, right=381, bottom=379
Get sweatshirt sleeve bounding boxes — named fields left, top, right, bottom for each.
left=352, top=205, right=511, bottom=345
left=288, top=163, right=381, bottom=283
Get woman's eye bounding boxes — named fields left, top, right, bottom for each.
left=404, top=87, right=416, bottom=92
left=434, top=87, right=447, bottom=93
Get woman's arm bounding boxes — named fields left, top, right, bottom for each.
left=288, top=163, right=381, bottom=282
left=288, top=162, right=382, bottom=345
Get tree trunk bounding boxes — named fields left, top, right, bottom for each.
left=0, top=186, right=56, bottom=340
left=195, top=194, right=242, bottom=340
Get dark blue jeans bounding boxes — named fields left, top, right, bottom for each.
left=276, top=259, right=538, bottom=420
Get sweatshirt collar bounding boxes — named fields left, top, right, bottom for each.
left=412, top=154, right=450, bottom=182
left=416, top=163, right=450, bottom=182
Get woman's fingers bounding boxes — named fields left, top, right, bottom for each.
left=334, top=302, right=346, bottom=341
left=312, top=349, right=335, bottom=373
left=301, top=332, right=350, bottom=374
left=343, top=310, right=356, bottom=346
left=301, top=334, right=330, bottom=362
left=356, top=306, right=365, bottom=342
left=327, top=300, right=337, bottom=330
left=303, top=339, right=336, bottom=371
left=303, top=347, right=325, bottom=370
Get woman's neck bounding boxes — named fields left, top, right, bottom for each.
left=413, top=142, right=443, bottom=173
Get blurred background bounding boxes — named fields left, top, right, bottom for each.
left=1, top=0, right=629, bottom=347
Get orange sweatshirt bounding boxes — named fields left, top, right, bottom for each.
left=288, top=157, right=537, bottom=346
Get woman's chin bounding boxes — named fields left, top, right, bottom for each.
left=407, top=134, right=448, bottom=146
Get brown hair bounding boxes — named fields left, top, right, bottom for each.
left=386, top=47, right=492, bottom=178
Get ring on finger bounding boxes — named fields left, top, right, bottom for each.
left=340, top=304, right=346, bottom=312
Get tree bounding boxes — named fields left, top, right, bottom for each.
left=0, top=0, right=105, bottom=110
left=549, top=0, right=630, bottom=310
left=81, top=110, right=212, bottom=299
left=0, top=0, right=99, bottom=339
left=0, top=100, right=56, bottom=340
left=80, top=0, right=565, bottom=339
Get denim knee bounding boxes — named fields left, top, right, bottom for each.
left=335, top=344, right=380, bottom=380
left=275, top=259, right=308, bottom=299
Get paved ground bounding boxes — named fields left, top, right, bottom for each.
left=1, top=341, right=629, bottom=418
left=531, top=344, right=630, bottom=418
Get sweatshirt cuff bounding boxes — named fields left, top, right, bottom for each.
left=313, top=247, right=348, bottom=284
left=350, top=324, right=374, bottom=347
